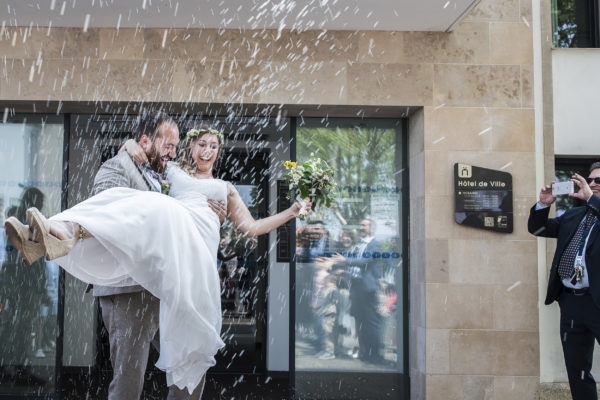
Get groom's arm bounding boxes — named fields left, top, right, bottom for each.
left=92, top=155, right=131, bottom=196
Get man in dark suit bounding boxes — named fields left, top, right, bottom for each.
left=529, top=162, right=600, bottom=400
left=331, top=218, right=383, bottom=363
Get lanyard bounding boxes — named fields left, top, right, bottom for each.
left=575, top=217, right=596, bottom=265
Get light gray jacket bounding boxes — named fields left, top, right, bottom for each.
left=91, top=151, right=158, bottom=297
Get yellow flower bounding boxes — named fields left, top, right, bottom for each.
left=283, top=160, right=297, bottom=169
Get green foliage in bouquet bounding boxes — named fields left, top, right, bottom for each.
left=282, top=154, right=337, bottom=217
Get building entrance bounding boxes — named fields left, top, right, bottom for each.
left=58, top=114, right=272, bottom=396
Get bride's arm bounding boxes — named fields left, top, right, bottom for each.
left=119, top=139, right=148, bottom=164
left=226, top=185, right=309, bottom=237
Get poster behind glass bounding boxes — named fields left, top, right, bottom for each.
left=0, top=115, right=64, bottom=395
left=294, top=118, right=404, bottom=398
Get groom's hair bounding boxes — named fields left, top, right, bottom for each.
left=133, top=109, right=174, bottom=142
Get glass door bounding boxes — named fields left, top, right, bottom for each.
left=293, top=118, right=408, bottom=399
left=0, top=114, right=65, bottom=397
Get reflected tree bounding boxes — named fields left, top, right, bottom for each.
left=297, top=126, right=396, bottom=221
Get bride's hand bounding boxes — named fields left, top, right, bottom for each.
left=119, top=139, right=148, bottom=165
left=291, top=200, right=312, bottom=218
left=208, top=200, right=227, bottom=224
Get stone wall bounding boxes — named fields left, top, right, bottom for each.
left=0, top=0, right=539, bottom=398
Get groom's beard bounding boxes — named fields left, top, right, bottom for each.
left=147, top=144, right=168, bottom=175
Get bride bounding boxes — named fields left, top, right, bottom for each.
left=4, top=125, right=309, bottom=393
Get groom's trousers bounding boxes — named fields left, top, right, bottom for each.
left=100, top=291, right=205, bottom=400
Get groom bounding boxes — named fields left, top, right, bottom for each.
left=92, top=110, right=214, bottom=400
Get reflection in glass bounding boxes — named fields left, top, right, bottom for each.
left=294, top=118, right=404, bottom=398
left=552, top=0, right=598, bottom=48
left=214, top=150, right=270, bottom=373
left=0, top=115, right=64, bottom=394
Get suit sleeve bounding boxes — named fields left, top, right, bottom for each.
left=92, top=156, right=130, bottom=196
left=527, top=203, right=560, bottom=238
left=588, top=194, right=600, bottom=219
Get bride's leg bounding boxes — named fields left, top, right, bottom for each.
left=49, top=221, right=93, bottom=241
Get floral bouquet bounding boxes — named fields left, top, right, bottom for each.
left=282, top=154, right=336, bottom=220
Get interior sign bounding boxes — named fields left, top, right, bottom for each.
left=454, top=163, right=513, bottom=233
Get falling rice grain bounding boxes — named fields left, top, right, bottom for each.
left=478, top=127, right=492, bottom=136
left=161, top=29, right=168, bottom=48
left=83, top=14, right=90, bottom=32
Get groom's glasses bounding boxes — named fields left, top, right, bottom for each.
left=587, top=177, right=600, bottom=185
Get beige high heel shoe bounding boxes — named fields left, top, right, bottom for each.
left=4, top=217, right=45, bottom=265
left=26, top=207, right=78, bottom=260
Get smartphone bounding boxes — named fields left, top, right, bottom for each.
left=552, top=181, right=574, bottom=196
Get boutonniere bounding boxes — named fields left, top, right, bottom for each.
left=160, top=179, right=171, bottom=195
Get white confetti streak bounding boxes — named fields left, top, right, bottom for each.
left=500, top=162, right=513, bottom=170
left=478, top=127, right=492, bottom=136
left=219, top=57, right=225, bottom=76
left=29, top=62, right=35, bottom=82
left=142, top=0, right=147, bottom=9
left=141, top=61, right=148, bottom=78
left=433, top=136, right=446, bottom=144
left=522, top=16, right=530, bottom=27
left=60, top=1, right=66, bottom=15
left=161, top=29, right=167, bottom=48
left=443, top=1, right=450, bottom=8
left=83, top=14, right=90, bottom=32
left=434, top=103, right=446, bottom=110
left=2, top=108, right=8, bottom=123
left=506, top=281, right=521, bottom=292
left=116, top=14, right=122, bottom=31
left=50, top=0, right=56, bottom=10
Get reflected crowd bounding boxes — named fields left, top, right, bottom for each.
left=295, top=207, right=401, bottom=370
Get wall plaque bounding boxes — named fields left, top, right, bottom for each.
left=454, top=163, right=513, bottom=233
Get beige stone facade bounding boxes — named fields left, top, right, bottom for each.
left=0, top=0, right=545, bottom=398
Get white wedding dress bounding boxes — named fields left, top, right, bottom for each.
left=51, top=164, right=228, bottom=393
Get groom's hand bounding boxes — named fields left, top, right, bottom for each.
left=208, top=200, right=227, bottom=224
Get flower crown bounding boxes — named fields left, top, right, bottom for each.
left=185, top=127, right=224, bottom=145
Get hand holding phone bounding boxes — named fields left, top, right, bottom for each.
left=552, top=181, right=574, bottom=196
